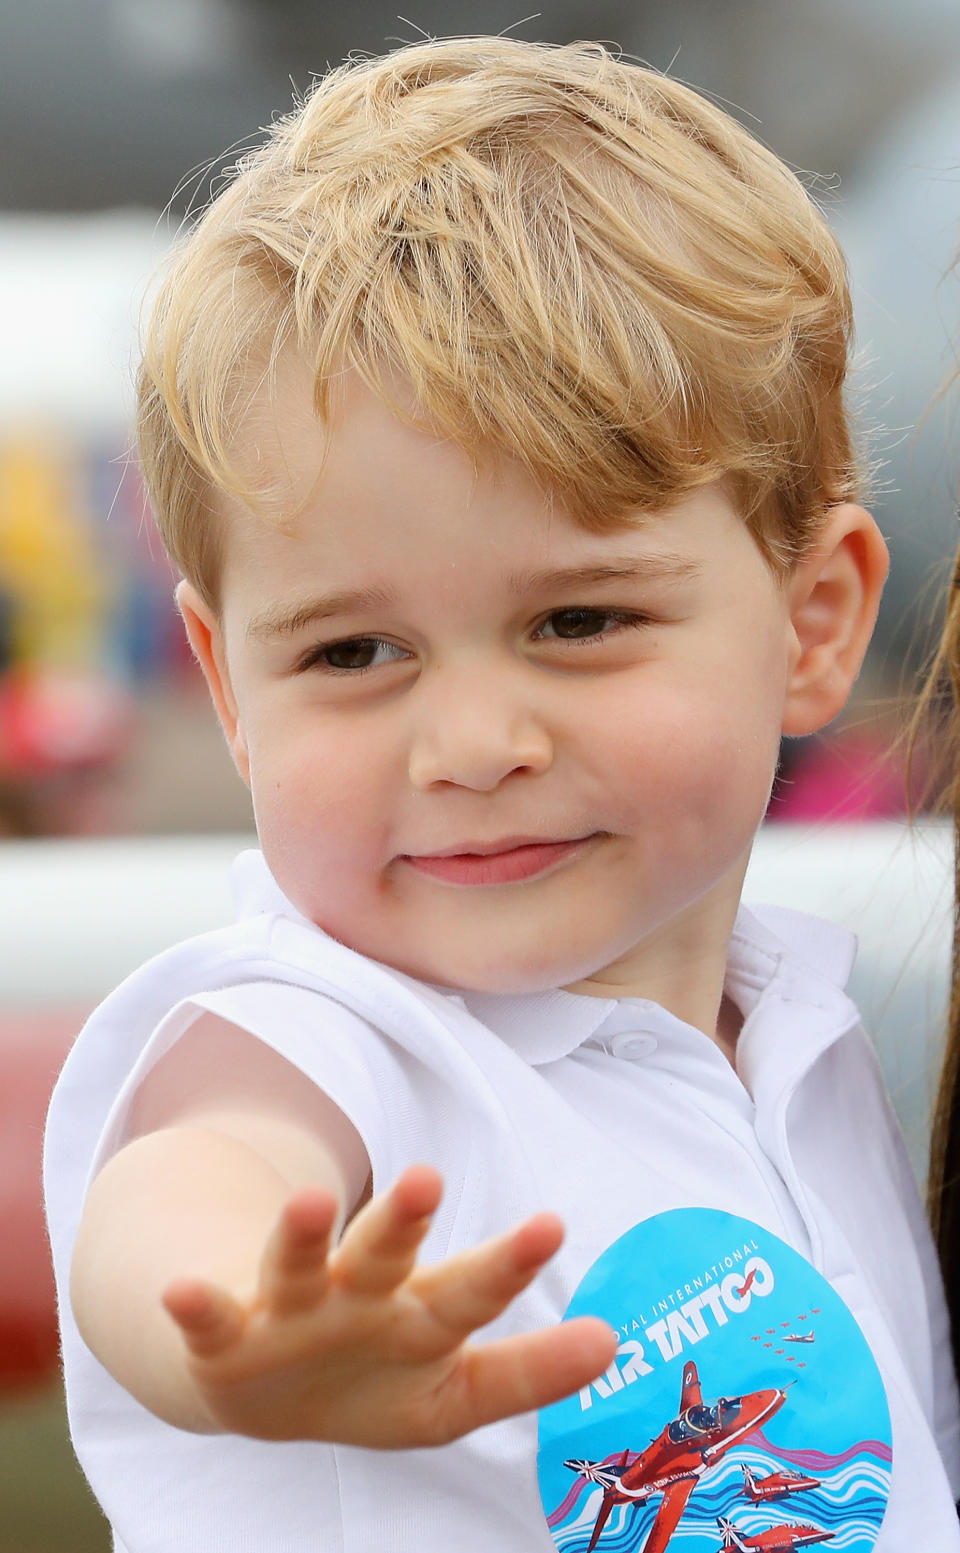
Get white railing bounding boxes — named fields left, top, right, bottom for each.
left=1, top=822, right=951, bottom=1180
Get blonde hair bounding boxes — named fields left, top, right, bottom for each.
left=137, top=35, right=861, bottom=610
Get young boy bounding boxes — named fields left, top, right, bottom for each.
left=44, top=36, right=960, bottom=1553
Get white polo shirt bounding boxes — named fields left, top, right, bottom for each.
left=44, top=850, right=960, bottom=1553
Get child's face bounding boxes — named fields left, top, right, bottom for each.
left=187, top=361, right=800, bottom=1001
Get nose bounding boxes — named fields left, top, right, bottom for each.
left=407, top=670, right=553, bottom=792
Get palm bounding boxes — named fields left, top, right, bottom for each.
left=162, top=1165, right=616, bottom=1448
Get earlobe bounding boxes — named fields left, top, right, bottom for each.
left=175, top=581, right=251, bottom=785
left=781, top=505, right=889, bottom=739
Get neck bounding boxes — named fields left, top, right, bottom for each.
left=562, top=850, right=751, bottom=1059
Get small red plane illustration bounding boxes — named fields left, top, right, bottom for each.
left=716, top=1514, right=834, bottom=1549
left=564, top=1361, right=787, bottom=1553
left=741, top=1465, right=822, bottom=1502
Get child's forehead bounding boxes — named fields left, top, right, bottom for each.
left=231, top=355, right=683, bottom=529
left=229, top=354, right=571, bottom=532
left=216, top=353, right=768, bottom=602
left=235, top=353, right=469, bottom=490
left=216, top=451, right=746, bottom=618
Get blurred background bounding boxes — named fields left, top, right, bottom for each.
left=2, top=1, right=960, bottom=1548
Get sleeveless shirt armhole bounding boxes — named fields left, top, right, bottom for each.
left=87, top=979, right=396, bottom=1198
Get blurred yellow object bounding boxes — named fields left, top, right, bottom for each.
left=0, top=429, right=107, bottom=671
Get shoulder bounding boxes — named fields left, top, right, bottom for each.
left=125, top=1007, right=372, bottom=1213
left=43, top=919, right=378, bottom=1242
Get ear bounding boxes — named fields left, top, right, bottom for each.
left=781, top=504, right=889, bottom=738
left=175, top=580, right=250, bottom=785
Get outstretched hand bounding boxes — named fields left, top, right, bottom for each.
left=162, top=1164, right=616, bottom=1448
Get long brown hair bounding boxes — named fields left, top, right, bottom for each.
left=918, top=541, right=960, bottom=1369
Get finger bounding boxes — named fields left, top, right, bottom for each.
left=442, top=1317, right=618, bottom=1440
left=258, top=1187, right=339, bottom=1316
left=162, top=1278, right=247, bottom=1359
left=413, top=1211, right=565, bottom=1339
left=333, top=1164, right=442, bottom=1295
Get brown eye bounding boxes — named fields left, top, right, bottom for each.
left=534, top=608, right=651, bottom=648
left=543, top=608, right=614, bottom=639
left=299, top=637, right=409, bottom=673
left=323, top=638, right=382, bottom=669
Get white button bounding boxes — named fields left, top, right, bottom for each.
left=611, top=1032, right=658, bottom=1059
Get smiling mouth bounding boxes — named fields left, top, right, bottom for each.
left=399, top=834, right=601, bottom=886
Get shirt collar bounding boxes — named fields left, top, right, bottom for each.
left=459, top=903, right=859, bottom=1070
left=456, top=984, right=620, bottom=1065
left=730, top=902, right=857, bottom=1002
left=459, top=904, right=858, bottom=1067
left=231, top=849, right=859, bottom=1067
left=232, top=848, right=315, bottom=927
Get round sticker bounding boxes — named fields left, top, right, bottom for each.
left=538, top=1209, right=891, bottom=1553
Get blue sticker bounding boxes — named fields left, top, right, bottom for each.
left=538, top=1209, right=891, bottom=1553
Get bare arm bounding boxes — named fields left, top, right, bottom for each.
left=70, top=1014, right=370, bottom=1430
left=70, top=1014, right=616, bottom=1446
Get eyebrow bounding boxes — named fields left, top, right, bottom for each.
left=504, top=556, right=702, bottom=594
left=247, top=586, right=398, bottom=641
left=246, top=555, right=701, bottom=641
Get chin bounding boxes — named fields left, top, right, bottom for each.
left=409, top=947, right=606, bottom=998
left=304, top=904, right=614, bottom=995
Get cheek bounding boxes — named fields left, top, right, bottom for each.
left=599, top=673, right=782, bottom=830
left=245, top=716, right=392, bottom=882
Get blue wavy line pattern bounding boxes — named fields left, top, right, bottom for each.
left=549, top=1442, right=890, bottom=1552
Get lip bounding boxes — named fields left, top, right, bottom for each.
left=399, top=834, right=599, bottom=886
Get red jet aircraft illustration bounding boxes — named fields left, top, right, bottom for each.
left=717, top=1514, right=834, bottom=1549
left=564, top=1361, right=787, bottom=1553
left=742, top=1465, right=821, bottom=1503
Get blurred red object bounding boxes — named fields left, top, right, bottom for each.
left=0, top=668, right=132, bottom=776
left=0, top=1009, right=85, bottom=1387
